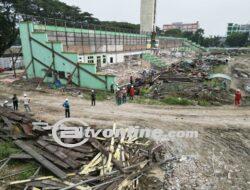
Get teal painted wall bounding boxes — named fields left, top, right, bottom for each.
left=34, top=24, right=148, bottom=38
left=20, top=22, right=116, bottom=90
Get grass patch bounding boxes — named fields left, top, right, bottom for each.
left=140, top=87, right=151, bottom=96
left=133, top=96, right=193, bottom=106
left=0, top=143, right=39, bottom=183
left=133, top=97, right=164, bottom=105
left=212, top=64, right=227, bottom=73
left=0, top=161, right=38, bottom=183
left=198, top=100, right=211, bottom=106
left=0, top=141, right=20, bottom=160
left=161, top=97, right=193, bottom=106
left=83, top=91, right=113, bottom=101
left=16, top=163, right=38, bottom=180
left=96, top=91, right=113, bottom=101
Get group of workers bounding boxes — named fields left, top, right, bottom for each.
left=116, top=85, right=135, bottom=106
left=2, top=90, right=97, bottom=119
left=2, top=88, right=243, bottom=118
left=3, top=94, right=31, bottom=112
left=113, top=76, right=136, bottom=106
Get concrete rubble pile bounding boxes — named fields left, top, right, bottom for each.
left=0, top=106, right=179, bottom=190
left=145, top=57, right=234, bottom=104
left=159, top=58, right=228, bottom=82
left=101, top=61, right=151, bottom=85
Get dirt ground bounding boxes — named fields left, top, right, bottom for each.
left=0, top=83, right=250, bottom=189
left=0, top=54, right=249, bottom=189
left=0, top=83, right=249, bottom=128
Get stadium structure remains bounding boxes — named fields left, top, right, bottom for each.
left=19, top=18, right=204, bottom=90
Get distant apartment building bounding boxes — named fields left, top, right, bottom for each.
left=163, top=21, right=199, bottom=33
left=227, top=23, right=250, bottom=39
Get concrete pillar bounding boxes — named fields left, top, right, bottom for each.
left=140, top=0, right=157, bottom=34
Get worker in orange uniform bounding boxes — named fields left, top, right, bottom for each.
left=234, top=89, right=242, bottom=106
left=130, top=86, right=135, bottom=100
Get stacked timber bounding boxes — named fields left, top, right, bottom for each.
left=0, top=106, right=174, bottom=189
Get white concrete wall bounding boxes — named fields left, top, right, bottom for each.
left=0, top=57, right=23, bottom=69
left=78, top=50, right=147, bottom=67
left=140, top=0, right=156, bottom=34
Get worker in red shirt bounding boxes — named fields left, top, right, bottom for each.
left=234, top=89, right=242, bottom=106
left=130, top=86, right=135, bottom=100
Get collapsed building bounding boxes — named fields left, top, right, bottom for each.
left=19, top=18, right=204, bottom=91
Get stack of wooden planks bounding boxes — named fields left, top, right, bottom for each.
left=0, top=106, right=172, bottom=190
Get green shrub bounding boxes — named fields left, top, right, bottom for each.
left=140, top=87, right=151, bottom=96
left=133, top=97, right=162, bottom=105
left=212, top=65, right=227, bottom=73
left=133, top=96, right=193, bottom=106
left=161, top=97, right=193, bottom=106
left=0, top=142, right=19, bottom=159
left=198, top=100, right=211, bottom=106
left=83, top=91, right=112, bottom=101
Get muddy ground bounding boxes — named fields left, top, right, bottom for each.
left=0, top=54, right=249, bottom=189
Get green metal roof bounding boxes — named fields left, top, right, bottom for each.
left=208, top=73, right=232, bottom=81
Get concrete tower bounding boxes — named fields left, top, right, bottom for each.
left=140, top=0, right=157, bottom=34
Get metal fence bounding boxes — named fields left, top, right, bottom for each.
left=18, top=14, right=140, bottom=34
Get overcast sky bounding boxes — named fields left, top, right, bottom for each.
left=61, top=0, right=250, bottom=36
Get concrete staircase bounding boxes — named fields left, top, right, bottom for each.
left=183, top=39, right=207, bottom=52
left=142, top=53, right=167, bottom=68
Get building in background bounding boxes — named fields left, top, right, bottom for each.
left=140, top=0, right=157, bottom=34
left=227, top=23, right=250, bottom=39
left=163, top=22, right=199, bottom=33
left=0, top=46, right=23, bottom=69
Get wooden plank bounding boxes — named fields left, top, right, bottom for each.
left=36, top=148, right=70, bottom=169
left=14, top=140, right=67, bottom=179
left=9, top=153, right=32, bottom=160
left=21, top=123, right=34, bottom=136
left=0, top=158, right=11, bottom=171
left=26, top=180, right=65, bottom=189
left=36, top=140, right=81, bottom=169
left=1, top=116, right=13, bottom=128
left=0, top=107, right=35, bottom=124
left=41, top=137, right=95, bottom=154
left=24, top=166, right=41, bottom=190
left=89, top=138, right=126, bottom=173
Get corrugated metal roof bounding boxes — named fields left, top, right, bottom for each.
left=208, top=73, right=232, bottom=81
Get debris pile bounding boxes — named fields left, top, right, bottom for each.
left=0, top=106, right=176, bottom=190
left=140, top=57, right=234, bottom=104
left=101, top=60, right=151, bottom=85
left=159, top=58, right=228, bottom=82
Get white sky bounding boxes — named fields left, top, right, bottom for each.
left=60, top=0, right=250, bottom=36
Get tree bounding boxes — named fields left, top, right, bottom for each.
left=0, top=0, right=101, bottom=55
left=191, top=28, right=204, bottom=44
left=99, top=21, right=140, bottom=33
left=182, top=31, right=193, bottom=40
left=0, top=14, right=18, bottom=56
left=1, top=0, right=144, bottom=55
left=202, top=36, right=222, bottom=47
left=162, top=27, right=225, bottom=48
left=226, top=32, right=249, bottom=47
left=0, top=1, right=18, bottom=56
left=164, top=29, right=183, bottom=37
